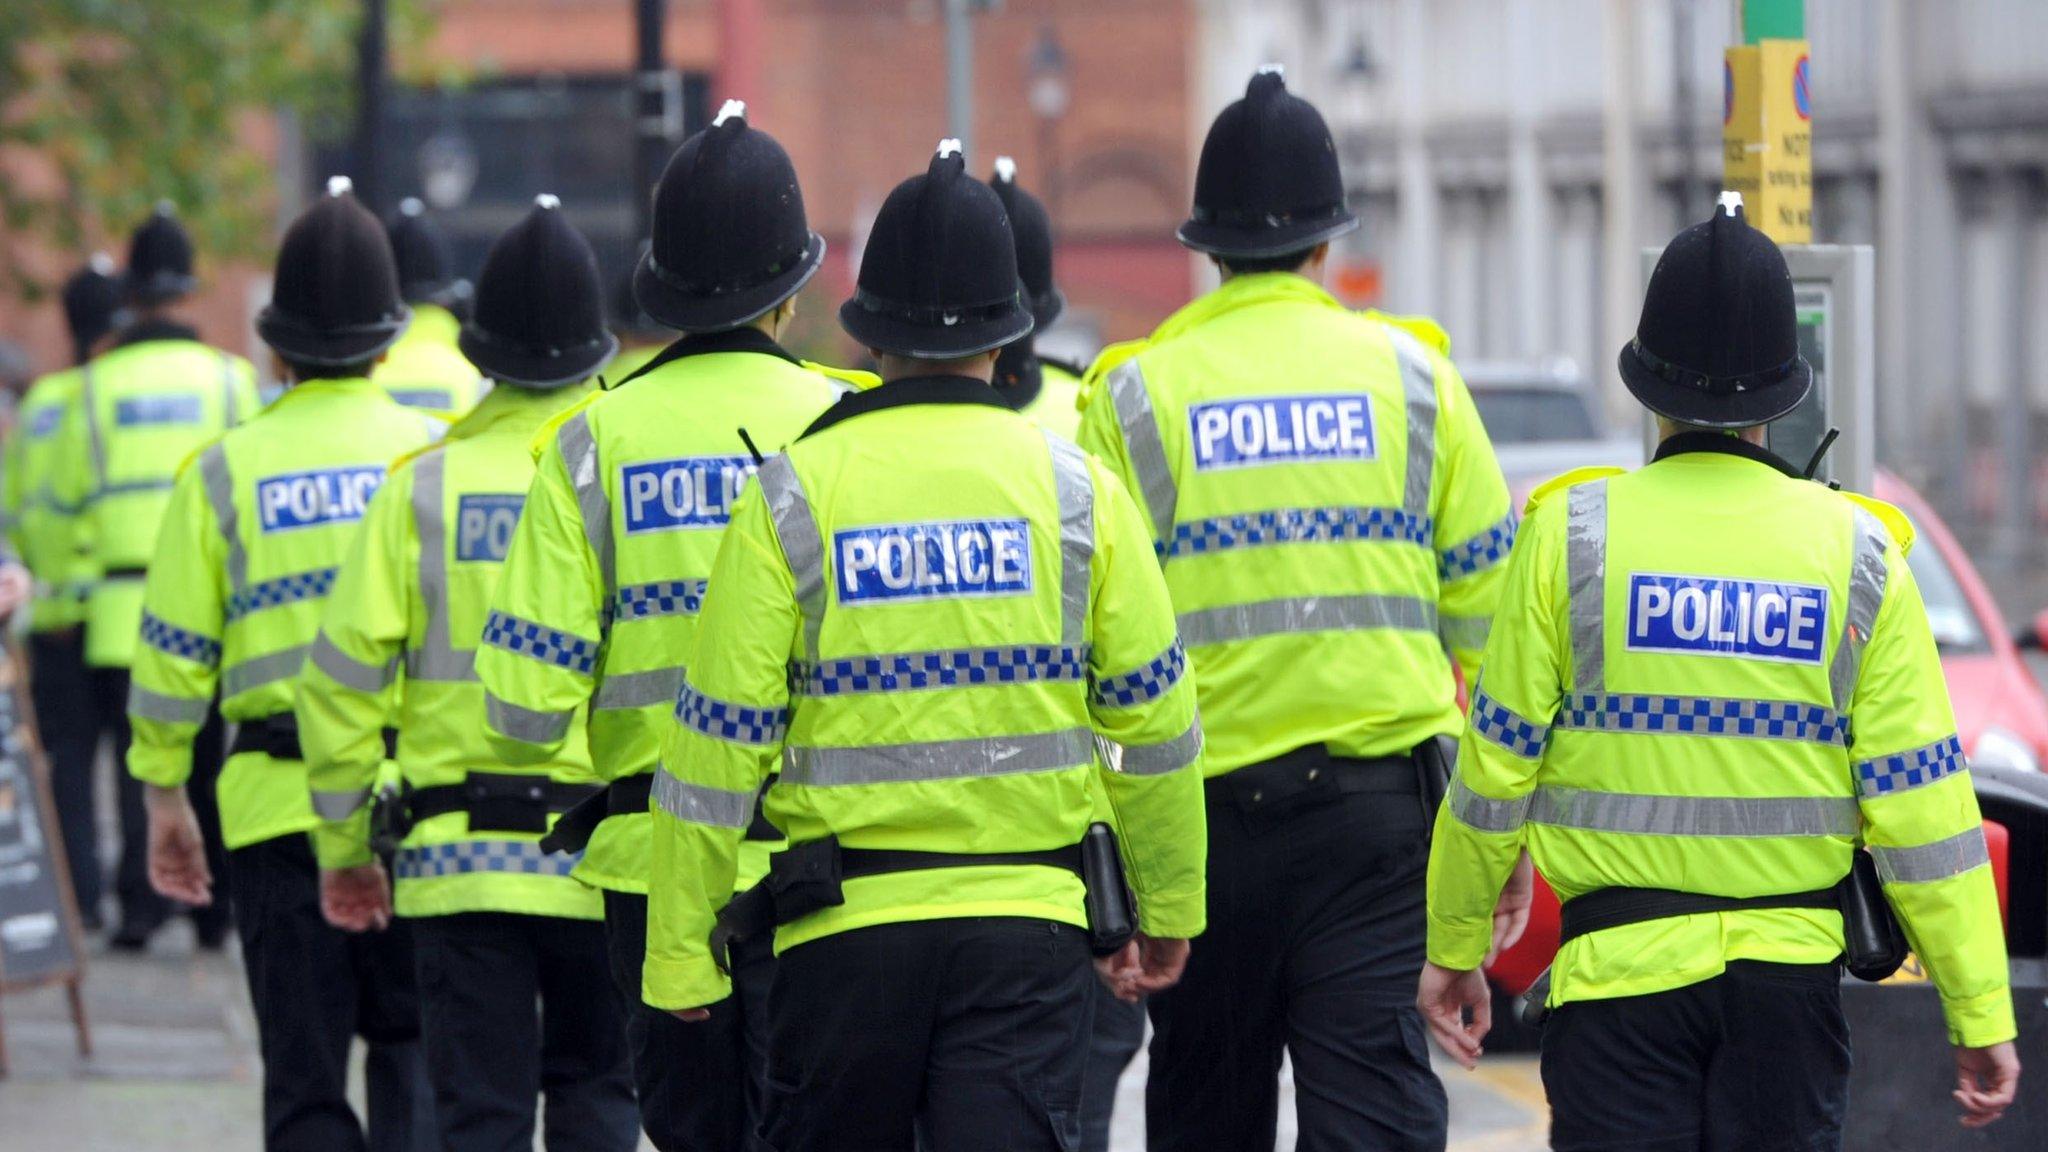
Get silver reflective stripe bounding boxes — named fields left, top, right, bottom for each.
left=310, top=631, right=397, bottom=693
left=651, top=769, right=757, bottom=829
left=81, top=364, right=109, bottom=492
left=485, top=690, right=574, bottom=744
left=1565, top=480, right=1608, bottom=693
left=556, top=412, right=614, bottom=603
left=222, top=644, right=311, bottom=698
left=311, top=787, right=371, bottom=821
left=1384, top=327, right=1437, bottom=523
left=199, top=444, right=248, bottom=591
left=1830, top=507, right=1890, bottom=714
left=756, top=454, right=826, bottom=663
left=783, top=727, right=1094, bottom=787
left=595, top=665, right=687, bottom=710
left=1528, top=786, right=1861, bottom=838
left=406, top=452, right=475, bottom=682
left=1105, top=360, right=1177, bottom=548
left=219, top=352, right=239, bottom=426
left=1871, top=827, right=1990, bottom=884
left=1439, top=613, right=1492, bottom=652
left=1177, top=594, right=1436, bottom=648
left=1449, top=777, right=1531, bottom=833
left=1119, top=719, right=1202, bottom=776
left=1045, top=432, right=1094, bottom=648
left=128, top=682, right=210, bottom=725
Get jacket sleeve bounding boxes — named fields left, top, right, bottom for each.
left=645, top=485, right=795, bottom=1011
left=1075, top=358, right=1167, bottom=549
left=127, top=461, right=227, bottom=789
left=299, top=463, right=413, bottom=870
left=476, top=426, right=605, bottom=765
left=1, top=405, right=27, bottom=557
left=1427, top=352, right=1514, bottom=687
left=1084, top=461, right=1206, bottom=938
left=1851, top=531, right=2014, bottom=1047
left=1425, top=491, right=1566, bottom=970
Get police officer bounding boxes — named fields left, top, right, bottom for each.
left=476, top=100, right=856, bottom=1152
left=59, top=203, right=261, bottom=950
left=131, top=177, right=441, bottom=1152
left=642, top=139, right=1208, bottom=1152
left=988, top=158, right=1085, bottom=440
left=1420, top=196, right=2022, bottom=1148
left=3, top=255, right=121, bottom=928
left=301, top=195, right=637, bottom=1152
left=1073, top=67, right=1520, bottom=1152
left=375, top=198, right=486, bottom=415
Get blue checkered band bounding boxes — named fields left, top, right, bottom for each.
left=139, top=611, right=222, bottom=667
left=614, top=579, right=708, bottom=622
left=1439, top=514, right=1518, bottom=580
left=1092, top=641, right=1187, bottom=707
left=676, top=681, right=789, bottom=745
left=1555, top=693, right=1848, bottom=745
left=1163, top=506, right=1433, bottom=560
left=225, top=567, right=338, bottom=621
left=481, top=610, right=599, bottom=676
left=1471, top=688, right=1550, bottom=759
left=392, top=840, right=581, bottom=880
left=793, top=646, right=1088, bottom=697
left=1856, top=734, right=1967, bottom=798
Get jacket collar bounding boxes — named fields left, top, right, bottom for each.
left=1147, top=271, right=1343, bottom=348
left=801, top=375, right=1010, bottom=440
left=1652, top=430, right=1804, bottom=478
left=443, top=380, right=593, bottom=443
left=403, top=304, right=461, bottom=346
left=609, top=326, right=801, bottom=390
left=113, top=318, right=201, bottom=348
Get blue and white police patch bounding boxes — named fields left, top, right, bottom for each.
left=455, top=494, right=524, bottom=562
left=1625, top=573, right=1830, bottom=665
left=256, top=467, right=385, bottom=533
left=835, top=519, right=1033, bottom=605
left=27, top=406, right=64, bottom=438
left=1188, top=394, right=1376, bottom=471
left=620, top=457, right=754, bottom=534
left=115, top=394, right=203, bottom=427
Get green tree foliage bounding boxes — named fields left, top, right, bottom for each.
left=0, top=1, right=428, bottom=298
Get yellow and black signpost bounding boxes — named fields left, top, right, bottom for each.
left=1723, top=0, right=1811, bottom=243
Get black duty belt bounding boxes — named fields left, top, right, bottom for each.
left=1558, top=885, right=1840, bottom=946
left=230, top=713, right=396, bottom=762
left=838, top=843, right=1083, bottom=881
left=538, top=772, right=782, bottom=855
left=103, top=566, right=149, bottom=580
left=400, top=773, right=599, bottom=835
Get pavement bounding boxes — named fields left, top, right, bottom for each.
left=0, top=920, right=1550, bottom=1150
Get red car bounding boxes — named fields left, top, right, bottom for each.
left=1483, top=468, right=2048, bottom=1000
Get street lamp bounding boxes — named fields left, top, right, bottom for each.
left=1026, top=25, right=1070, bottom=215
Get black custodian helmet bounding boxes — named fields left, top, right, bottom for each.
left=1179, top=66, right=1358, bottom=260
left=61, top=253, right=122, bottom=361
left=256, top=176, right=411, bottom=366
left=989, top=157, right=1063, bottom=327
left=460, top=194, right=617, bottom=388
left=633, top=99, right=826, bottom=333
left=124, top=202, right=198, bottom=305
left=840, top=140, right=1033, bottom=359
left=1618, top=193, right=1812, bottom=429
left=385, top=197, right=472, bottom=310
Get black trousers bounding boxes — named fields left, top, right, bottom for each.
left=1080, top=983, right=1146, bottom=1152
left=761, top=917, right=1095, bottom=1152
left=413, top=912, right=639, bottom=1152
left=1542, top=961, right=1852, bottom=1152
left=604, top=889, right=774, bottom=1152
left=228, top=832, right=435, bottom=1152
left=90, top=664, right=229, bottom=939
left=29, top=629, right=107, bottom=922
left=1145, top=782, right=1446, bottom=1152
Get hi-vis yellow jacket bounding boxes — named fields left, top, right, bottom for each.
left=3, top=367, right=94, bottom=629
left=1076, top=273, right=1512, bottom=774
left=299, top=383, right=602, bottom=920
left=373, top=304, right=486, bottom=416
left=1426, top=437, right=2015, bottom=1047
left=475, top=330, right=868, bottom=894
left=1019, top=359, right=1084, bottom=442
left=643, top=377, right=1209, bottom=1012
left=126, top=378, right=444, bottom=850
left=56, top=331, right=261, bottom=667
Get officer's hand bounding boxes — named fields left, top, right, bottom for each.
left=0, top=562, right=30, bottom=619
left=319, top=863, right=392, bottom=933
left=143, top=785, right=212, bottom=906
left=1417, top=961, right=1491, bottom=1070
left=1485, top=850, right=1536, bottom=966
left=1094, top=934, right=1191, bottom=1002
left=1953, top=1041, right=2020, bottom=1129
left=668, top=1008, right=711, bottom=1023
